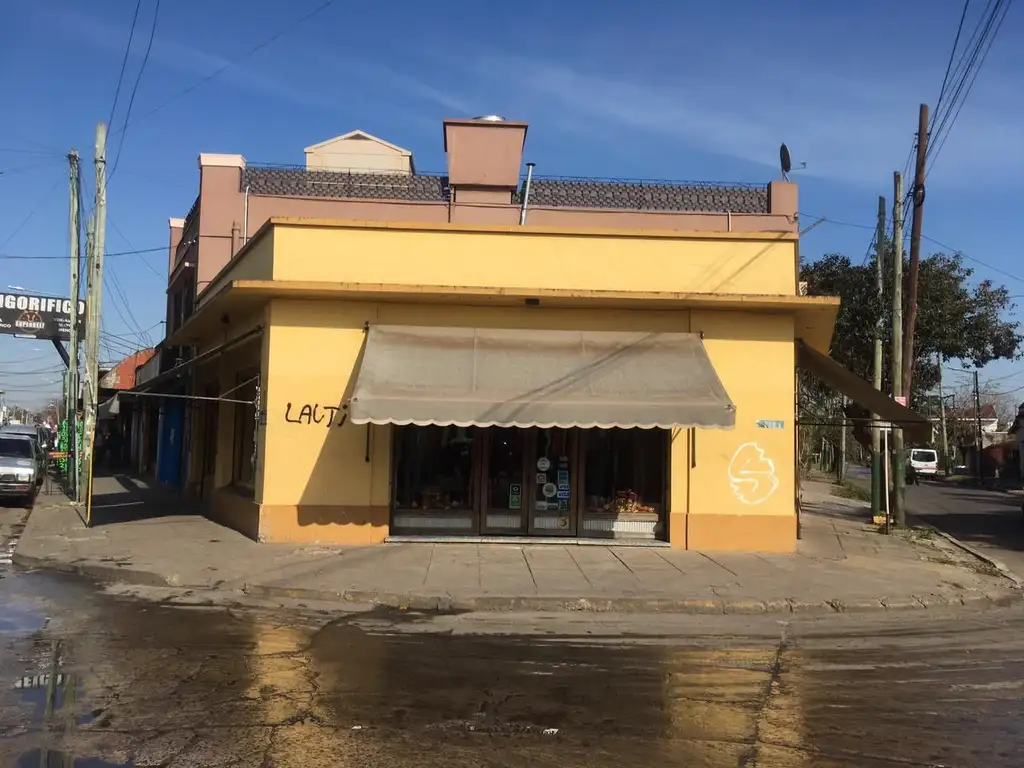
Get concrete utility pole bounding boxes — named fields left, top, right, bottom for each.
left=937, top=353, right=950, bottom=475
left=974, top=370, right=983, bottom=481
left=67, top=150, right=81, bottom=500
left=81, top=123, right=107, bottom=503
left=838, top=395, right=847, bottom=484
left=891, top=172, right=906, bottom=527
left=871, top=195, right=886, bottom=520
left=902, top=104, right=929, bottom=398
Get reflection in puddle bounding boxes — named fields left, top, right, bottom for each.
left=2, top=569, right=1024, bottom=766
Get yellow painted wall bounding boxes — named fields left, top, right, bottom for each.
left=269, top=224, right=797, bottom=296
left=686, top=310, right=796, bottom=549
left=252, top=297, right=797, bottom=549
left=200, top=228, right=275, bottom=306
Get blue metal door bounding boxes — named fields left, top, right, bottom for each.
left=156, top=400, right=184, bottom=486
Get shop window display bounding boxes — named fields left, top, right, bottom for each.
left=393, top=426, right=475, bottom=511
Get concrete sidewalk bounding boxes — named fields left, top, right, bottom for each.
left=10, top=474, right=1021, bottom=614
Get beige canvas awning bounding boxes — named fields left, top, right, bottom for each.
left=349, top=325, right=736, bottom=430
left=797, top=341, right=933, bottom=443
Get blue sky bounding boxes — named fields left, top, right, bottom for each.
left=1, top=0, right=1022, bottom=409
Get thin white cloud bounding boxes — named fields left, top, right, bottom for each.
left=45, top=6, right=341, bottom=113
left=463, top=51, right=1024, bottom=189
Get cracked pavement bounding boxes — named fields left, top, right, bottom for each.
left=2, top=562, right=1024, bottom=766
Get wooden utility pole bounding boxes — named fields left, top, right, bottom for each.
left=937, top=353, right=950, bottom=474
left=871, top=195, right=886, bottom=519
left=67, top=150, right=81, bottom=500
left=81, top=123, right=107, bottom=505
left=902, top=104, right=929, bottom=398
left=891, top=172, right=906, bottom=527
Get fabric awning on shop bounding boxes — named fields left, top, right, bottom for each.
left=797, top=341, right=933, bottom=443
left=349, top=325, right=736, bottom=430
left=98, top=394, right=120, bottom=420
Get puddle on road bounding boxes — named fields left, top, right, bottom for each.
left=2, top=565, right=1024, bottom=765
left=16, top=751, right=129, bottom=767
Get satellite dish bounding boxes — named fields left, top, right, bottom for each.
left=780, top=143, right=792, bottom=180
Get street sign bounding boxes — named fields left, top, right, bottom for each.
left=895, top=396, right=907, bottom=406
left=0, top=292, right=85, bottom=341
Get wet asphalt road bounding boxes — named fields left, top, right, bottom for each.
left=2, top=560, right=1024, bottom=767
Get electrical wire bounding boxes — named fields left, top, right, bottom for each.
left=112, top=0, right=341, bottom=135
left=935, top=0, right=973, bottom=116
left=800, top=212, right=1024, bottom=286
left=110, top=0, right=162, bottom=181
left=107, top=0, right=143, bottom=130
left=0, top=176, right=65, bottom=251
left=927, top=0, right=1013, bottom=174
left=108, top=217, right=166, bottom=279
left=0, top=244, right=171, bottom=261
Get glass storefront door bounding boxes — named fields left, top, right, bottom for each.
left=481, top=428, right=528, bottom=534
left=527, top=428, right=577, bottom=536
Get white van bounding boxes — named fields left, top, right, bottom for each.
left=907, top=448, right=939, bottom=479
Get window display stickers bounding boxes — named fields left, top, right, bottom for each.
left=536, top=473, right=546, bottom=484
left=557, top=470, right=569, bottom=486
left=509, top=483, right=522, bottom=510
left=542, top=482, right=558, bottom=498
left=536, top=457, right=551, bottom=471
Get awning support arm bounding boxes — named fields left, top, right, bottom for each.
left=119, top=391, right=255, bottom=406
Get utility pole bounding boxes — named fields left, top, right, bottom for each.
left=937, top=353, right=950, bottom=474
left=902, top=104, right=929, bottom=398
left=974, top=370, right=984, bottom=482
left=891, top=172, right=906, bottom=527
left=838, top=395, right=847, bottom=484
left=871, top=195, right=886, bottom=520
left=67, top=150, right=81, bottom=500
left=81, top=123, right=107, bottom=503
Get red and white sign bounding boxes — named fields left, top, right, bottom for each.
left=895, top=396, right=907, bottom=406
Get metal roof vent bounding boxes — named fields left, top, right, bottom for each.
left=474, top=115, right=506, bottom=122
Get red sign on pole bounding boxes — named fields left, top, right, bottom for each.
left=895, top=396, right=907, bottom=406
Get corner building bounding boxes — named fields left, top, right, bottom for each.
left=151, top=117, right=928, bottom=550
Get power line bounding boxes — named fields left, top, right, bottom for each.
left=800, top=212, right=1024, bottom=286
left=0, top=148, right=64, bottom=157
left=110, top=0, right=162, bottom=181
left=0, top=176, right=65, bottom=251
left=107, top=0, right=143, bottom=130
left=112, top=0, right=341, bottom=135
left=0, top=243, right=175, bottom=261
left=935, top=0, right=973, bottom=116
left=927, top=0, right=1013, bottom=174
left=109, top=217, right=166, bottom=279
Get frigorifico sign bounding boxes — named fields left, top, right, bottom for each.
left=0, top=293, right=86, bottom=341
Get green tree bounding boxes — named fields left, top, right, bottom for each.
left=800, top=250, right=1021, bottom=405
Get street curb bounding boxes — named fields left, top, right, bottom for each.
left=12, top=552, right=178, bottom=588
left=905, top=514, right=1024, bottom=589
left=832, top=478, right=1024, bottom=589
left=239, top=583, right=1022, bottom=615
left=12, top=553, right=1022, bottom=615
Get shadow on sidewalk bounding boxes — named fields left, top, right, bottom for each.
left=88, top=472, right=202, bottom=526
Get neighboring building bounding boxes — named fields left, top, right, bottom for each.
left=133, top=115, right=928, bottom=551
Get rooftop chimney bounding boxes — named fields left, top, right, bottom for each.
left=443, top=117, right=528, bottom=200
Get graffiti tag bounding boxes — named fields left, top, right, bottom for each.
left=284, top=402, right=348, bottom=427
left=727, top=442, right=779, bottom=505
